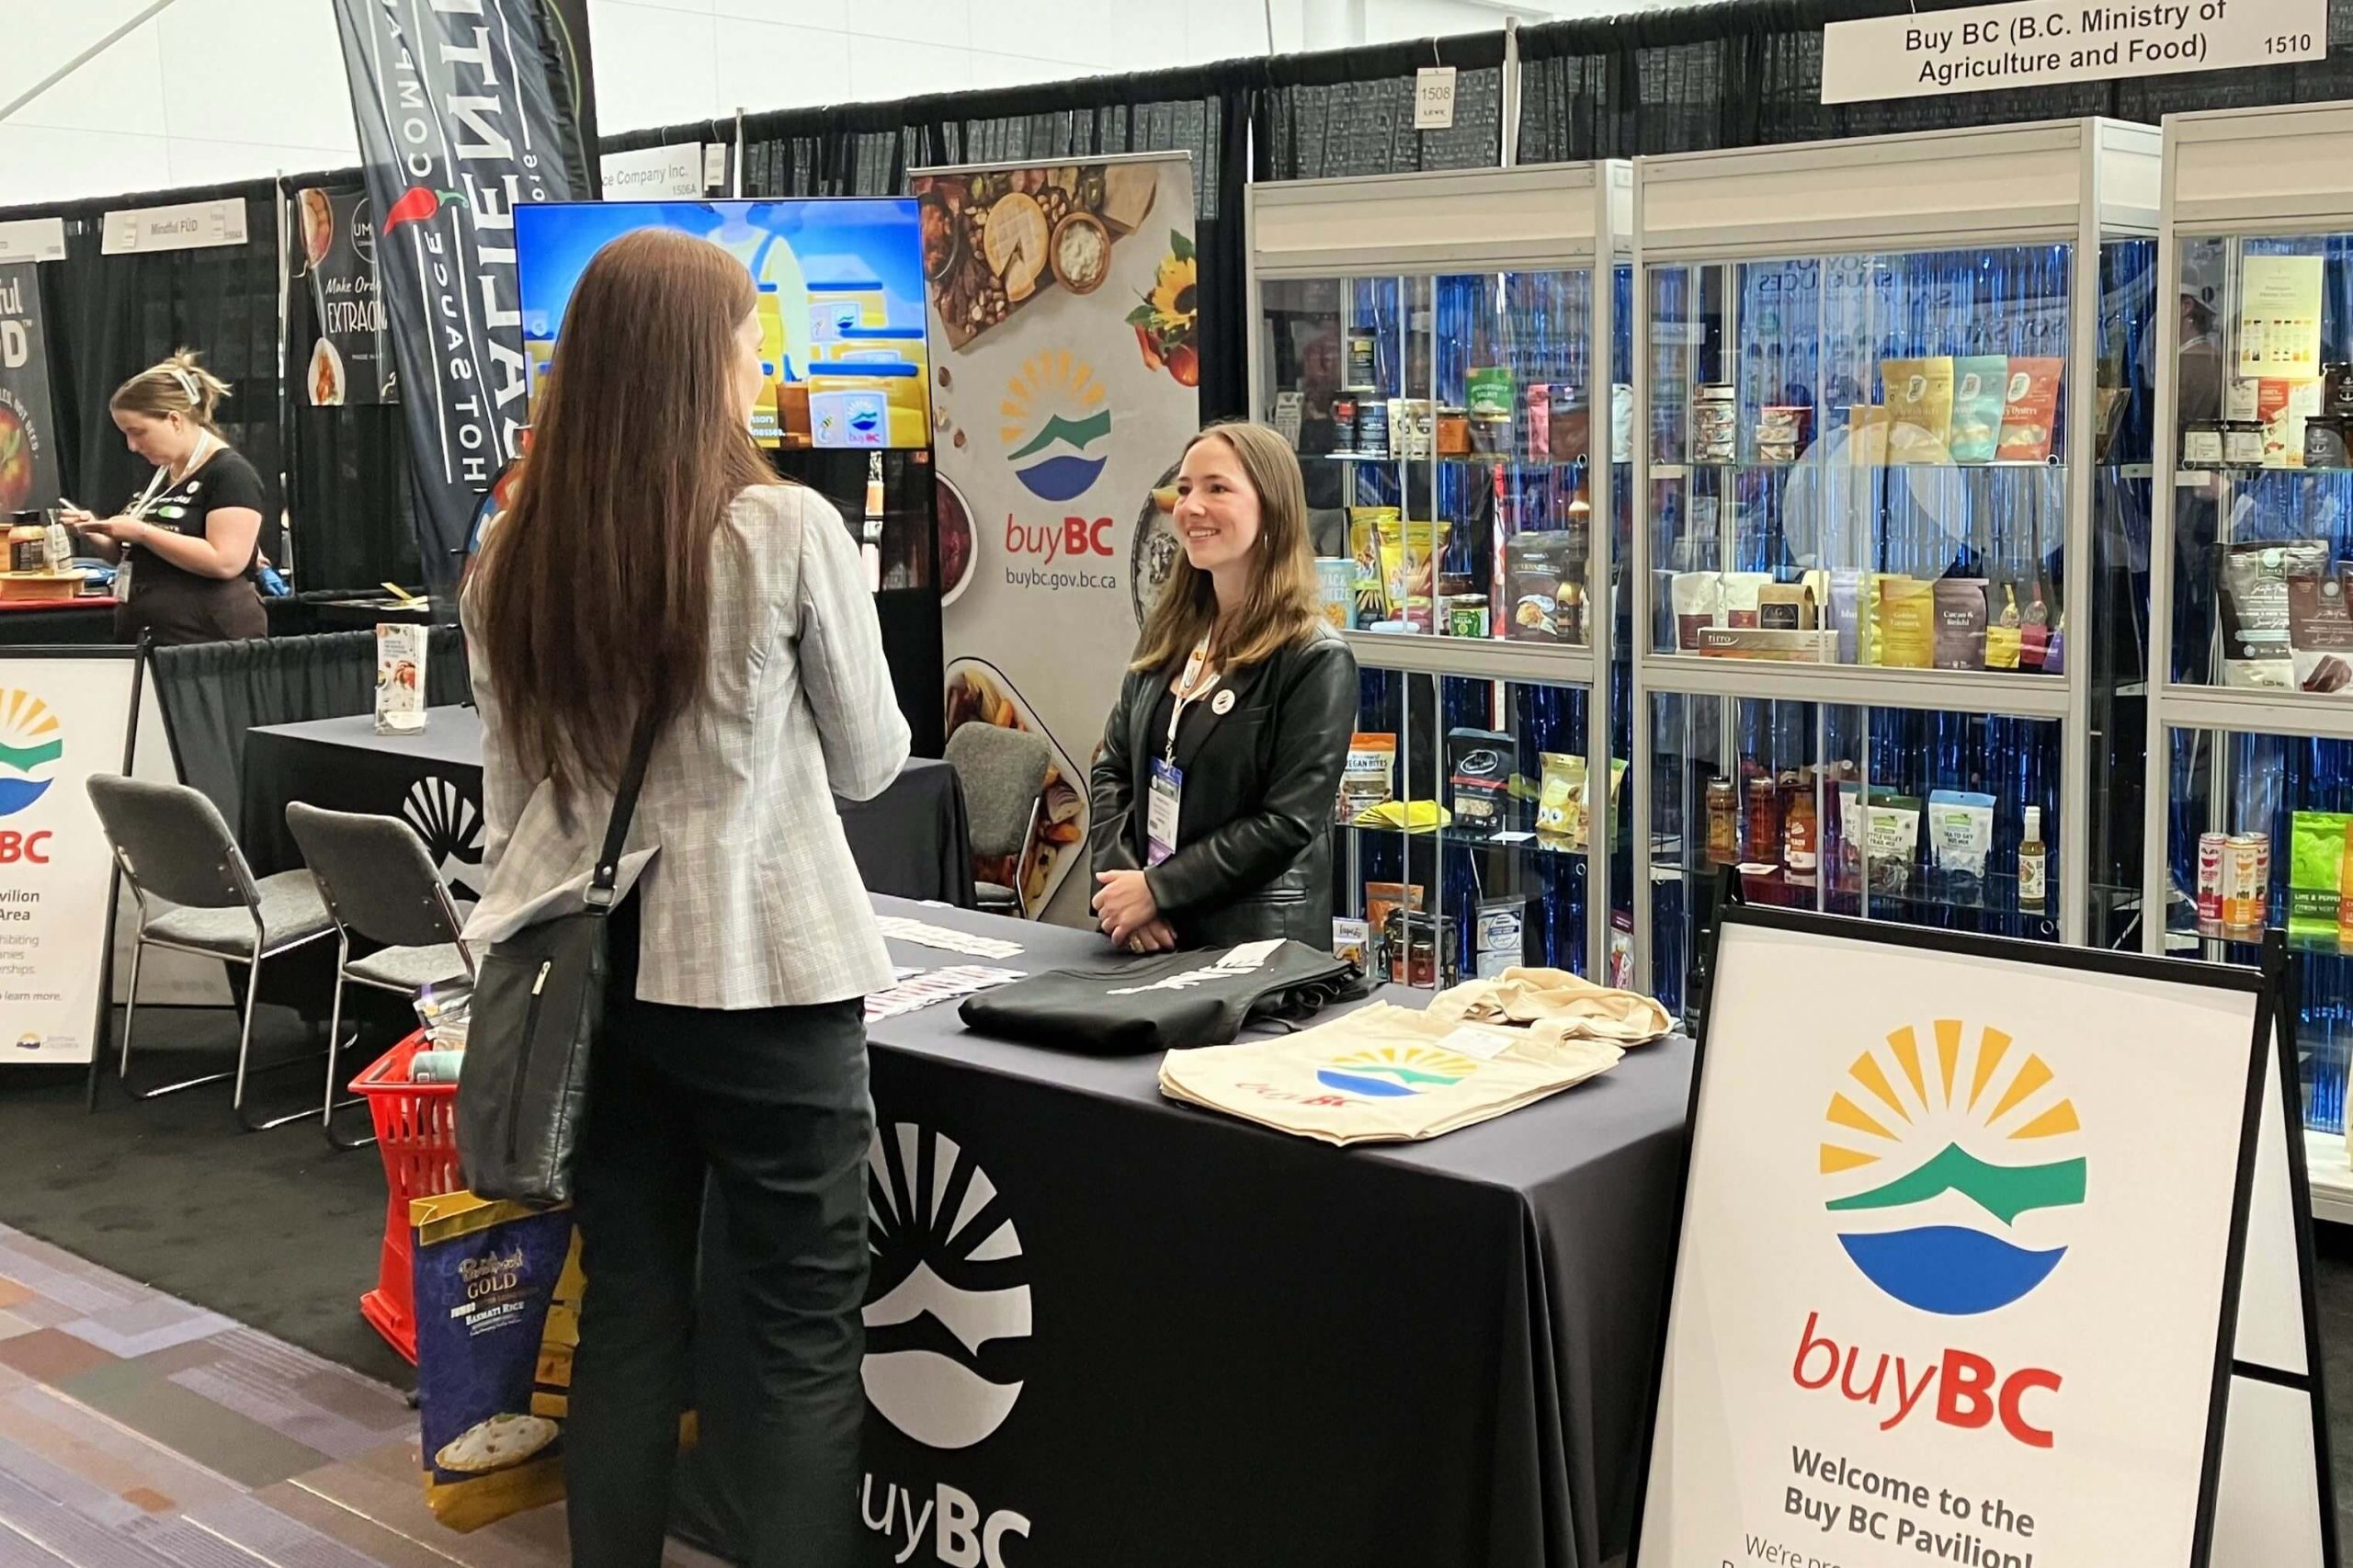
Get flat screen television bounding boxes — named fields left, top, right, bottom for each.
left=515, top=199, right=932, bottom=450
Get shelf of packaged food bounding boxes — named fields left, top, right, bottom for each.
left=2178, top=467, right=2353, bottom=483
left=1330, top=817, right=1606, bottom=856
left=2161, top=923, right=2353, bottom=963
left=2300, top=1130, right=2353, bottom=1227
left=2154, top=685, right=2353, bottom=744
left=1342, top=628, right=1597, bottom=686
left=1312, top=452, right=1597, bottom=468
left=1644, top=855, right=2070, bottom=926
left=1639, top=654, right=2070, bottom=719
left=1647, top=460, right=2102, bottom=479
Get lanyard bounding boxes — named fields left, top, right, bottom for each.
left=128, top=431, right=213, bottom=521
left=1162, top=632, right=1220, bottom=763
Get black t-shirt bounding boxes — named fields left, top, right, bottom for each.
left=127, top=446, right=267, bottom=589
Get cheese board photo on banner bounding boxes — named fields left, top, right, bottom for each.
left=1632, top=901, right=2279, bottom=1568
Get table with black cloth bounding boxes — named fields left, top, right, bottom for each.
left=673, top=895, right=1693, bottom=1568
left=237, top=704, right=976, bottom=906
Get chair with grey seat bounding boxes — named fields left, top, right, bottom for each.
left=85, top=774, right=337, bottom=1131
left=943, top=722, right=1052, bottom=918
left=286, top=802, right=474, bottom=1151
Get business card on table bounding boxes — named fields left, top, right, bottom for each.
left=864, top=965, right=1025, bottom=1023
left=874, top=915, right=1025, bottom=960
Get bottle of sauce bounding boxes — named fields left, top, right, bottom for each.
left=2018, top=806, right=2048, bottom=913
left=1783, top=769, right=1818, bottom=881
left=1745, top=775, right=1780, bottom=868
left=1705, top=777, right=1739, bottom=866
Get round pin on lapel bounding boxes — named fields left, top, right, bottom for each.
left=1211, top=689, right=1236, bottom=715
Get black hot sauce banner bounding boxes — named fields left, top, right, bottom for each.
left=329, top=0, right=594, bottom=586
left=292, top=186, right=395, bottom=406
left=0, top=261, right=62, bottom=515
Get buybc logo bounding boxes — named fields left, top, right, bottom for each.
left=862, top=1124, right=1033, bottom=1566
left=1001, top=355, right=1110, bottom=503
left=1821, top=1020, right=2086, bottom=1314
left=1792, top=1021, right=2077, bottom=1449
left=1316, top=1045, right=1479, bottom=1099
left=0, top=689, right=61, bottom=817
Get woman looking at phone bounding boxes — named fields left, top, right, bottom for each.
left=66, top=351, right=267, bottom=646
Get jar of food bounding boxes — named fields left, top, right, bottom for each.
left=1705, top=777, right=1740, bottom=866
left=6, top=516, right=45, bottom=574
left=1446, top=595, right=1490, bottom=639
left=1436, top=408, right=1472, bottom=456
left=1329, top=394, right=1358, bottom=454
left=1382, top=909, right=1449, bottom=989
left=1346, top=333, right=1378, bottom=388
left=1355, top=397, right=1391, bottom=459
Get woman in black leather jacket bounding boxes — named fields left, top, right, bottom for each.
left=1089, top=422, right=1358, bottom=952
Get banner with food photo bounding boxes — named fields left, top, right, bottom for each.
left=0, top=261, right=62, bottom=514
left=293, top=185, right=394, bottom=405
left=919, top=154, right=1200, bottom=926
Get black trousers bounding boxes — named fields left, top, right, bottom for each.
left=566, top=900, right=872, bottom=1568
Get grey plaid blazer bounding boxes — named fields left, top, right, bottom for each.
left=462, top=483, right=909, bottom=1008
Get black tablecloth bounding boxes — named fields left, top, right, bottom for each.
left=676, top=898, right=1692, bottom=1568
left=0, top=599, right=116, bottom=644
left=239, top=706, right=975, bottom=906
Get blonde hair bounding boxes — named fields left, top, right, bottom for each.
left=1131, top=422, right=1321, bottom=674
left=111, top=349, right=231, bottom=430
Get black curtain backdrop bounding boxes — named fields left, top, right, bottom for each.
left=5, top=178, right=287, bottom=562
left=1254, top=28, right=1507, bottom=178
left=1513, top=0, right=2353, bottom=162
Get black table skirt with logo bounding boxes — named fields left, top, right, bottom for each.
left=238, top=705, right=977, bottom=905
left=676, top=898, right=1694, bottom=1568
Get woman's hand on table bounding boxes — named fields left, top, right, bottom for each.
left=1092, top=869, right=1162, bottom=948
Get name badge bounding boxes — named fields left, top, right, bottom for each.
left=1147, top=757, right=1183, bottom=867
left=113, top=554, right=133, bottom=601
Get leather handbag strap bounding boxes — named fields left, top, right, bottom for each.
left=586, top=710, right=661, bottom=909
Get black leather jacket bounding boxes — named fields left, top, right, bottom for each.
left=1088, top=624, right=1358, bottom=949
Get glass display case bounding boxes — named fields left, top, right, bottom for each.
left=2145, top=102, right=2353, bottom=1216
left=1247, top=164, right=1633, bottom=989
left=1631, top=120, right=2161, bottom=1018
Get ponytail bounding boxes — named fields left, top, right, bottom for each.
left=111, top=349, right=231, bottom=430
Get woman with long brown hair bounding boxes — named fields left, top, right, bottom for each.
left=464, top=228, right=907, bottom=1567
left=1087, top=421, right=1358, bottom=951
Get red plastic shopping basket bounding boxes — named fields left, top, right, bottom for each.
left=352, top=1030, right=462, bottom=1364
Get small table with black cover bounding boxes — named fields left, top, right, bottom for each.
left=239, top=704, right=976, bottom=906
left=675, top=896, right=1694, bottom=1568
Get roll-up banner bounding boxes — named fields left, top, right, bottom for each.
left=291, top=186, right=395, bottom=406
left=922, top=154, right=1201, bottom=926
left=329, top=0, right=594, bottom=587
left=0, top=261, right=62, bottom=514
left=0, top=650, right=143, bottom=1066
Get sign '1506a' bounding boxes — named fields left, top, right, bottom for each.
left=1820, top=0, right=2325, bottom=102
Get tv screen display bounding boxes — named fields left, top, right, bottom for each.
left=516, top=199, right=931, bottom=450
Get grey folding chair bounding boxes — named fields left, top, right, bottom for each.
left=85, top=775, right=336, bottom=1131
left=944, top=722, right=1052, bottom=918
left=286, top=802, right=474, bottom=1152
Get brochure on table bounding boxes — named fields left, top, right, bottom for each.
left=1633, top=909, right=2272, bottom=1568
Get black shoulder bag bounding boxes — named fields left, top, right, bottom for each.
left=457, top=715, right=657, bottom=1206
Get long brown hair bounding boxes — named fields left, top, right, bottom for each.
left=469, top=228, right=774, bottom=806
left=112, top=349, right=231, bottom=432
left=1131, top=422, right=1320, bottom=673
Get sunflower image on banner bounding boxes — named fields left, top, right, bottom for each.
left=922, top=155, right=1200, bottom=926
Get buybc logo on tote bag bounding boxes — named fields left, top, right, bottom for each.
left=1158, top=1002, right=1626, bottom=1145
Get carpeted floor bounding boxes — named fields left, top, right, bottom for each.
left=6, top=1004, right=2353, bottom=1549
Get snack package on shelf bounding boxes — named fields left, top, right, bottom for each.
left=1505, top=531, right=1583, bottom=642
left=1875, top=576, right=1935, bottom=668
left=1447, top=728, right=1515, bottom=836
left=375, top=622, right=427, bottom=736
left=1336, top=733, right=1398, bottom=824
left=2218, top=540, right=2326, bottom=690
left=2259, top=378, right=2324, bottom=468
left=1995, top=358, right=2063, bottom=462
left=2287, top=811, right=2353, bottom=941
left=1313, top=557, right=1356, bottom=631
left=1672, top=571, right=1723, bottom=651
left=1695, top=628, right=1838, bottom=662
left=1847, top=405, right=1893, bottom=466
left=1718, top=572, right=1771, bottom=629
left=1949, top=357, right=2007, bottom=463
left=2288, top=557, right=2353, bottom=694
left=1927, top=790, right=1996, bottom=904
left=1933, top=578, right=1990, bottom=669
left=1882, top=357, right=1955, bottom=463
